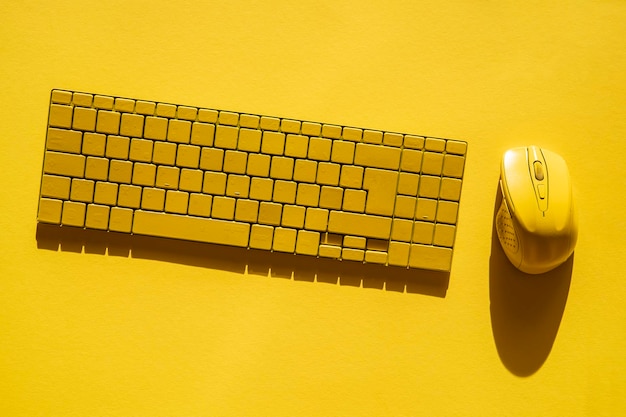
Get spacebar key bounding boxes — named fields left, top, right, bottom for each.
left=132, top=210, right=250, bottom=247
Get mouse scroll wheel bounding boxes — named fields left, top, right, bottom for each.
left=533, top=161, right=545, bottom=181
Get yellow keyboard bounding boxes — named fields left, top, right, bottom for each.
left=38, top=89, right=467, bottom=271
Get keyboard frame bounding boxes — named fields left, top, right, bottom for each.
left=38, top=89, right=468, bottom=272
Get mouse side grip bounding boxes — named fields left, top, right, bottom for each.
left=496, top=196, right=522, bottom=267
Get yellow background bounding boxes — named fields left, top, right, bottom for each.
left=2, top=1, right=625, bottom=415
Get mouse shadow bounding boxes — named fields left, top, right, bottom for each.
left=35, top=223, right=450, bottom=298
left=489, top=185, right=573, bottom=377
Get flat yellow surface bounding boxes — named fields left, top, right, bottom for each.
left=1, top=1, right=625, bottom=416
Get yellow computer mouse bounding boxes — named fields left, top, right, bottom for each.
left=496, top=146, right=578, bottom=274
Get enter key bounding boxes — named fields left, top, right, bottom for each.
left=363, top=168, right=398, bottom=216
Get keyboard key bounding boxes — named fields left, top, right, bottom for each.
left=295, top=183, right=320, bottom=207
left=418, top=176, right=441, bottom=199
left=342, top=248, right=364, bottom=262
left=156, top=103, right=176, bottom=118
left=249, top=177, right=273, bottom=201
left=226, top=174, right=250, bottom=198
left=82, top=132, right=106, bottom=156
left=258, top=202, right=282, bottom=226
left=93, top=182, right=118, bottom=205
left=400, top=149, right=422, bottom=173
left=250, top=224, right=274, bottom=250
left=301, top=122, right=321, bottom=136
left=412, top=221, right=435, bottom=244
left=199, top=148, right=224, bottom=171
left=109, top=207, right=133, bottom=232
left=44, top=151, right=85, bottom=178
left=339, top=165, right=363, bottom=189
left=273, top=180, right=297, bottom=204
left=176, top=145, right=201, bottom=168
left=319, top=243, right=342, bottom=258
left=362, top=130, right=383, bottom=144
left=434, top=224, right=456, bottom=247
left=260, top=116, right=280, bottom=131
left=132, top=163, right=156, bottom=186
left=115, top=98, right=135, bottom=113
left=70, top=178, right=95, bottom=202
left=120, top=113, right=144, bottom=137
left=397, top=172, right=419, bottom=196
left=285, top=134, right=308, bottom=158
left=354, top=143, right=400, bottom=170
left=235, top=199, right=259, bottom=222
left=443, top=154, right=465, bottom=178
left=343, top=235, right=366, bottom=249
left=296, top=230, right=320, bottom=256
left=144, top=116, right=168, bottom=140
left=281, top=119, right=300, bottom=134
left=165, top=190, right=189, bottom=214
left=270, top=156, right=294, bottom=180
left=85, top=204, right=110, bottom=230
left=319, top=186, right=343, bottom=210
left=293, top=159, right=317, bottom=183
left=38, top=198, right=63, bottom=224
left=46, top=128, right=82, bottom=153
left=363, top=168, right=397, bottom=216
left=409, top=244, right=452, bottom=271
left=391, top=218, right=413, bottom=242
left=203, top=171, right=227, bottom=195
left=316, top=162, right=340, bottom=186
left=168, top=119, right=192, bottom=143
left=342, top=127, right=362, bottom=142
left=133, top=210, right=250, bottom=247
left=330, top=140, right=355, bottom=164
left=188, top=193, right=212, bottom=217
left=96, top=110, right=121, bottom=135
left=304, top=207, right=328, bottom=232
left=261, top=131, right=285, bottom=155
left=118, top=184, right=141, bottom=208
left=156, top=166, right=180, bottom=189
left=40, top=175, right=71, bottom=200
left=282, top=205, right=305, bottom=228
left=421, top=152, right=444, bottom=175
left=383, top=132, right=402, bottom=147
left=191, top=122, right=215, bottom=147
left=327, top=211, right=391, bottom=239
left=135, top=101, right=156, bottom=115
left=106, top=136, right=130, bottom=159
left=129, top=138, right=153, bottom=162
left=93, top=95, right=114, bottom=110
left=238, top=128, right=262, bottom=152
left=342, top=189, right=366, bottom=213
left=388, top=241, right=410, bottom=267
left=219, top=111, right=239, bottom=126
left=179, top=169, right=203, bottom=192
left=61, top=201, right=86, bottom=227
left=215, top=125, right=238, bottom=149
left=239, top=114, right=259, bottom=129
left=308, top=137, right=332, bottom=161
left=211, top=196, right=236, bottom=220
left=141, top=188, right=165, bottom=211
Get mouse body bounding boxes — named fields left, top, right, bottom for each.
left=496, top=146, right=578, bottom=274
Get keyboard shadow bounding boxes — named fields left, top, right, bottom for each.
left=36, top=223, right=449, bottom=297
